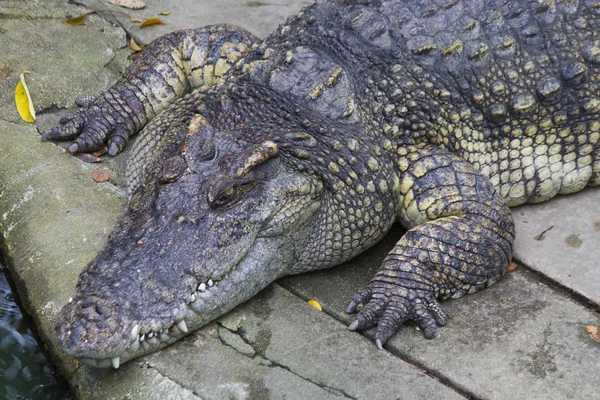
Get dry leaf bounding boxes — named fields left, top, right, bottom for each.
left=507, top=261, right=518, bottom=272
left=104, top=0, right=146, bottom=10
left=93, top=147, right=109, bottom=157
left=91, top=168, right=110, bottom=182
left=139, top=18, right=165, bottom=28
left=129, top=37, right=145, bottom=52
left=130, top=16, right=143, bottom=23
left=586, top=325, right=600, bottom=344
left=159, top=11, right=171, bottom=15
left=15, top=72, right=36, bottom=123
left=62, top=14, right=88, bottom=25
left=74, top=153, right=103, bottom=163
left=308, top=300, right=322, bottom=311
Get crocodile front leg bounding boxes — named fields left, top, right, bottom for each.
left=347, top=144, right=515, bottom=348
left=41, top=25, right=258, bottom=155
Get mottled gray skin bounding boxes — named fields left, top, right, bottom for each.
left=45, top=0, right=600, bottom=368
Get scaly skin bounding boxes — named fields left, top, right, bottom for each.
left=45, top=0, right=599, bottom=368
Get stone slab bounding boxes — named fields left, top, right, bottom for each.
left=0, top=0, right=129, bottom=121
left=512, top=187, right=600, bottom=306
left=281, top=222, right=600, bottom=400
left=75, top=0, right=314, bottom=44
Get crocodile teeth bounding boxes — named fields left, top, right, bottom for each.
left=129, top=338, right=140, bottom=352
left=190, top=294, right=196, bottom=303
left=207, top=279, right=214, bottom=287
left=177, top=320, right=188, bottom=333
left=148, top=332, right=154, bottom=339
left=111, top=357, right=120, bottom=369
left=198, top=283, right=207, bottom=292
left=140, top=334, right=145, bottom=342
left=131, top=324, right=140, bottom=341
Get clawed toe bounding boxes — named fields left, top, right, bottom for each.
left=347, top=282, right=448, bottom=347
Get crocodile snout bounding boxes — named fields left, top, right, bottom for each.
left=54, top=294, right=131, bottom=364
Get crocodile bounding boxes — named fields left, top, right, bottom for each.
left=44, top=0, right=600, bottom=369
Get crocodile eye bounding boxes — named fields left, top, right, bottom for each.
left=208, top=182, right=257, bottom=210
left=219, top=187, right=236, bottom=202
left=209, top=185, right=238, bottom=209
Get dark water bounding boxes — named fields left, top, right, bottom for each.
left=0, top=262, right=72, bottom=400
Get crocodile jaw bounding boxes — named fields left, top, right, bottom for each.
left=54, top=235, right=291, bottom=368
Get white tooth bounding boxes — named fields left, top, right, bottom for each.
left=129, top=339, right=140, bottom=352
left=198, top=283, right=207, bottom=292
left=148, top=332, right=154, bottom=338
left=131, top=325, right=140, bottom=341
left=111, top=357, right=120, bottom=369
left=140, top=334, right=145, bottom=342
left=207, top=279, right=214, bottom=287
left=68, top=297, right=73, bottom=303
left=190, top=294, right=196, bottom=303
left=177, top=320, right=188, bottom=333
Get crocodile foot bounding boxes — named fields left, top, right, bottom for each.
left=41, top=90, right=139, bottom=156
left=347, top=282, right=448, bottom=349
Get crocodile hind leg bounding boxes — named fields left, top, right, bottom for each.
left=41, top=25, right=258, bottom=155
left=347, top=144, right=515, bottom=348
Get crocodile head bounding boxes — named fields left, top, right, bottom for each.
left=54, top=112, right=325, bottom=368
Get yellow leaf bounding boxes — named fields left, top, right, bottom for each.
left=104, top=0, right=146, bottom=10
left=139, top=18, right=165, bottom=29
left=129, top=37, right=145, bottom=52
left=15, top=72, right=36, bottom=123
left=159, top=11, right=171, bottom=15
left=308, top=300, right=322, bottom=311
left=61, top=14, right=87, bottom=26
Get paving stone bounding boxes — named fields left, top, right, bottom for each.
left=145, top=286, right=463, bottom=400
left=282, top=222, right=600, bottom=400
left=72, top=361, right=200, bottom=400
left=75, top=0, right=314, bottom=44
left=512, top=187, right=600, bottom=306
left=0, top=0, right=129, bottom=122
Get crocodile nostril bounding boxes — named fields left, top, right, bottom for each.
left=81, top=298, right=95, bottom=308
left=95, top=303, right=110, bottom=316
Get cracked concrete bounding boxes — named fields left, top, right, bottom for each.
left=1, top=0, right=600, bottom=399
left=216, top=322, right=356, bottom=400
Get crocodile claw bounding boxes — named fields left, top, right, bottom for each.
left=347, top=281, right=448, bottom=348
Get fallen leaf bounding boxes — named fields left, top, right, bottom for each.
left=74, top=153, right=103, bottom=163
left=130, top=16, right=143, bottom=23
left=93, top=147, right=108, bottom=157
left=61, top=14, right=88, bottom=25
left=91, top=168, right=110, bottom=182
left=129, top=37, right=145, bottom=52
left=139, top=18, right=165, bottom=28
left=15, top=72, right=36, bottom=123
left=308, top=300, right=322, bottom=311
left=507, top=261, right=518, bottom=272
left=158, top=11, right=171, bottom=15
left=104, top=0, right=146, bottom=10
left=586, top=325, right=600, bottom=344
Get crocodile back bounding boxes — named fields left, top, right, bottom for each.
left=267, top=0, right=600, bottom=206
